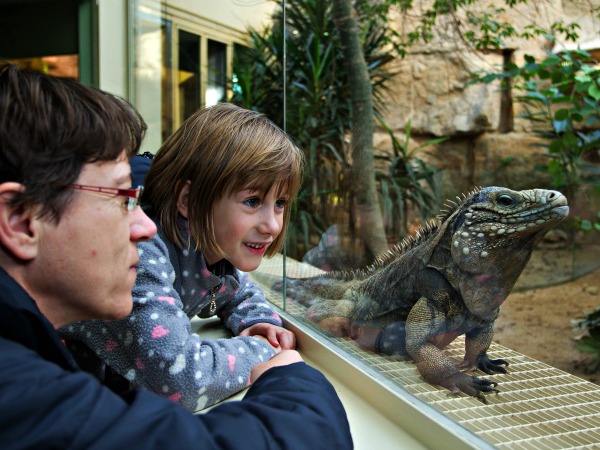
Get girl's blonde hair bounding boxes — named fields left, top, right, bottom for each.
left=144, top=103, right=304, bottom=260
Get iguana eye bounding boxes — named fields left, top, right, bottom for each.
left=497, top=194, right=515, bottom=206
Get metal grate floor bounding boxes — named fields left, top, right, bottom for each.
left=253, top=256, right=600, bottom=449
left=335, top=339, right=600, bottom=449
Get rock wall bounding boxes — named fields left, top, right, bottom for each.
left=377, top=0, right=600, bottom=195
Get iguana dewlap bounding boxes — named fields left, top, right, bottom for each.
left=282, top=187, right=569, bottom=402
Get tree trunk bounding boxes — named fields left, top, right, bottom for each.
left=331, top=0, right=388, bottom=259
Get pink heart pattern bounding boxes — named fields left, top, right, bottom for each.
left=151, top=325, right=170, bottom=339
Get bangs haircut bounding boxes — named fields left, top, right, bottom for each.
left=144, top=103, right=304, bottom=260
left=0, top=62, right=146, bottom=222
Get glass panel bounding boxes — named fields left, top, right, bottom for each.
left=127, top=7, right=600, bottom=438
left=231, top=43, right=250, bottom=106
left=126, top=0, right=600, bottom=445
left=178, top=29, right=200, bottom=122
left=132, top=3, right=171, bottom=153
left=242, top=1, right=600, bottom=445
left=162, top=22, right=174, bottom=142
left=206, top=39, right=227, bottom=107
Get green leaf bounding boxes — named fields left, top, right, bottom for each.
left=554, top=109, right=570, bottom=121
left=562, top=132, right=578, bottom=149
left=575, top=74, right=592, bottom=83
left=548, top=139, right=563, bottom=154
left=574, top=81, right=591, bottom=93
left=588, top=83, right=600, bottom=101
left=541, top=56, right=560, bottom=67
left=538, top=69, right=550, bottom=79
left=550, top=95, right=571, bottom=104
left=576, top=337, right=600, bottom=354
left=571, top=113, right=584, bottom=122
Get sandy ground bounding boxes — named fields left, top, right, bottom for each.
left=494, top=259, right=600, bottom=384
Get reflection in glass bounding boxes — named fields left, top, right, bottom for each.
left=11, top=55, right=79, bottom=79
left=206, top=39, right=227, bottom=107
left=178, top=29, right=200, bottom=122
left=133, top=7, right=171, bottom=151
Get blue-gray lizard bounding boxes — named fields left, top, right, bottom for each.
left=280, top=187, right=569, bottom=402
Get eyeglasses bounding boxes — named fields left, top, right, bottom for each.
left=69, top=184, right=144, bottom=212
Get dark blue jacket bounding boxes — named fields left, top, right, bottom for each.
left=0, top=267, right=353, bottom=449
left=131, top=152, right=153, bottom=189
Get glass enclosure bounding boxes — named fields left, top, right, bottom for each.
left=129, top=0, right=600, bottom=444
left=235, top=1, right=600, bottom=444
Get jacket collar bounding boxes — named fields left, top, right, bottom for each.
left=0, top=267, right=79, bottom=370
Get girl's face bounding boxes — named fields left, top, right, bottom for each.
left=205, top=187, right=288, bottom=271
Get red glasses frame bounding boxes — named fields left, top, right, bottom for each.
left=69, top=184, right=144, bottom=212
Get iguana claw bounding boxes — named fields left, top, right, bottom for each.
left=477, top=356, right=509, bottom=374
left=477, top=392, right=490, bottom=404
left=447, top=388, right=461, bottom=397
left=446, top=386, right=494, bottom=404
left=443, top=372, right=500, bottom=402
left=474, top=378, right=500, bottom=404
left=473, top=376, right=499, bottom=392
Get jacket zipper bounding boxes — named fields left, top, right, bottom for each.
left=207, top=284, right=221, bottom=315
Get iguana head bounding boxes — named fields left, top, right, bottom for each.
left=448, top=187, right=569, bottom=274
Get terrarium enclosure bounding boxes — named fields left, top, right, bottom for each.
left=240, top=0, right=600, bottom=446
left=125, top=0, right=600, bottom=445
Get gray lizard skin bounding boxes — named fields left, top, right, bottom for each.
left=280, top=187, right=569, bottom=402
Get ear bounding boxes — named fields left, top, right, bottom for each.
left=176, top=180, right=191, bottom=219
left=0, top=183, right=40, bottom=261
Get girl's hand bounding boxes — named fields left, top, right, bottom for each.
left=239, top=323, right=297, bottom=350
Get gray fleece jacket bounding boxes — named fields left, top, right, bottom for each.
left=60, top=229, right=281, bottom=412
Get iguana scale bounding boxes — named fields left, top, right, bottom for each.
left=280, top=187, right=569, bottom=402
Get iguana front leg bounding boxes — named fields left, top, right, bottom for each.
left=406, top=298, right=500, bottom=403
left=460, top=324, right=509, bottom=375
left=307, top=299, right=355, bottom=337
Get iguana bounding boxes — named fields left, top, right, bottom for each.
left=278, top=187, right=569, bottom=402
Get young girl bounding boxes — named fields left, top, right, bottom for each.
left=61, top=103, right=305, bottom=412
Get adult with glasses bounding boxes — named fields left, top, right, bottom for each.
left=0, top=62, right=352, bottom=449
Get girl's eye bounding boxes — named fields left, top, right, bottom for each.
left=275, top=198, right=287, bottom=209
left=243, top=197, right=261, bottom=208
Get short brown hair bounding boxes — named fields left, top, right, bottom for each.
left=144, top=103, right=304, bottom=259
left=0, top=62, right=146, bottom=221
